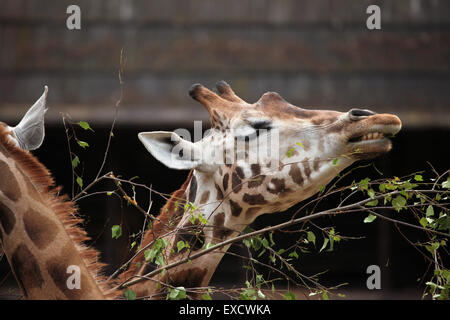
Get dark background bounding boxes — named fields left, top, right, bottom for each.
left=0, top=0, right=449, bottom=299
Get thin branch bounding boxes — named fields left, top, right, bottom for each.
left=95, top=48, right=125, bottom=181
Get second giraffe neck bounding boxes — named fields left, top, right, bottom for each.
left=130, top=169, right=239, bottom=299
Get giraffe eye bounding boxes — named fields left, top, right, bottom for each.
left=234, top=120, right=273, bottom=141
left=248, top=120, right=272, bottom=131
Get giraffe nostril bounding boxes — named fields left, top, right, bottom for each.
left=349, top=108, right=377, bottom=121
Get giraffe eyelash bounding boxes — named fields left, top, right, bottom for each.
left=248, top=120, right=272, bottom=131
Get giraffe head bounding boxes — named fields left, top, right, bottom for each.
left=139, top=81, right=401, bottom=225
left=0, top=86, right=48, bottom=151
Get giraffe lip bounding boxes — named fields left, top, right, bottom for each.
left=346, top=123, right=401, bottom=158
left=347, top=123, right=400, bottom=144
left=348, top=132, right=392, bottom=143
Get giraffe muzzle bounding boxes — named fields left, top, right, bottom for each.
left=346, top=113, right=402, bottom=158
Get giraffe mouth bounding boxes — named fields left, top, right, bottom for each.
left=346, top=122, right=401, bottom=158
left=348, top=131, right=393, bottom=143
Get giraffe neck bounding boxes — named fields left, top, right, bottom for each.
left=128, top=157, right=356, bottom=298
left=128, top=169, right=241, bottom=299
left=0, top=127, right=113, bottom=299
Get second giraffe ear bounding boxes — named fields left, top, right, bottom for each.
left=12, top=86, right=48, bottom=151
left=138, top=131, right=216, bottom=172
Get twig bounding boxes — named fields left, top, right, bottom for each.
left=94, top=50, right=125, bottom=181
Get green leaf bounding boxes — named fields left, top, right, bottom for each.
left=442, top=177, right=450, bottom=189
left=307, top=231, right=316, bottom=246
left=289, top=251, right=299, bottom=259
left=197, top=213, right=209, bottom=225
left=177, top=241, right=188, bottom=252
left=358, top=178, right=371, bottom=191
left=436, top=213, right=450, bottom=232
left=384, top=183, right=397, bottom=191
left=283, top=291, right=296, bottom=300
left=364, top=213, right=377, bottom=223
left=243, top=238, right=252, bottom=248
left=242, top=226, right=255, bottom=234
left=72, top=155, right=80, bottom=168
left=319, top=238, right=329, bottom=253
left=111, top=225, right=122, bottom=239
left=402, top=181, right=418, bottom=191
left=332, top=158, right=339, bottom=166
left=425, top=242, right=440, bottom=254
left=414, top=174, right=423, bottom=182
left=106, top=191, right=113, bottom=196
left=76, top=176, right=83, bottom=189
left=426, top=205, right=434, bottom=217
left=286, top=148, right=295, bottom=158
left=201, top=293, right=212, bottom=300
left=168, top=287, right=187, bottom=300
left=365, top=199, right=378, bottom=207
left=77, top=140, right=89, bottom=148
left=124, top=289, right=136, bottom=300
left=392, top=195, right=407, bottom=212
left=261, top=237, right=269, bottom=249
left=203, top=242, right=214, bottom=250
left=322, top=291, right=329, bottom=300
left=268, top=254, right=276, bottom=264
left=256, top=274, right=264, bottom=286
left=144, top=249, right=152, bottom=261
left=419, top=217, right=428, bottom=228
left=296, top=142, right=304, bottom=148
left=78, top=121, right=94, bottom=132
left=257, top=290, right=266, bottom=299
left=269, top=233, right=275, bottom=246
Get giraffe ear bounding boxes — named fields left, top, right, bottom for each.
left=12, top=86, right=48, bottom=151
left=138, top=131, right=205, bottom=170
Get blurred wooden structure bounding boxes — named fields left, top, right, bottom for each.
left=1, top=0, right=449, bottom=127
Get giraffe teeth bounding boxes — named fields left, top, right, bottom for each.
left=360, top=132, right=383, bottom=141
left=350, top=132, right=386, bottom=143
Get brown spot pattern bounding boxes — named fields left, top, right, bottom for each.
left=188, top=175, right=197, bottom=203
left=243, top=194, right=267, bottom=205
left=11, top=244, right=44, bottom=297
left=250, top=164, right=261, bottom=176
left=289, top=163, right=304, bottom=186
left=235, top=166, right=245, bottom=179
left=23, top=208, right=59, bottom=250
left=215, top=184, right=224, bottom=200
left=0, top=202, right=16, bottom=235
left=199, top=191, right=210, bottom=204
left=267, top=178, right=291, bottom=196
left=46, top=245, right=93, bottom=299
left=231, top=172, right=242, bottom=193
left=0, top=160, right=21, bottom=202
left=222, top=173, right=229, bottom=191
left=248, top=175, right=265, bottom=188
left=164, top=267, right=207, bottom=289
left=248, top=164, right=264, bottom=187
left=229, top=199, right=242, bottom=217
left=213, top=212, right=234, bottom=240
left=303, top=158, right=311, bottom=179
left=313, top=157, right=321, bottom=172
